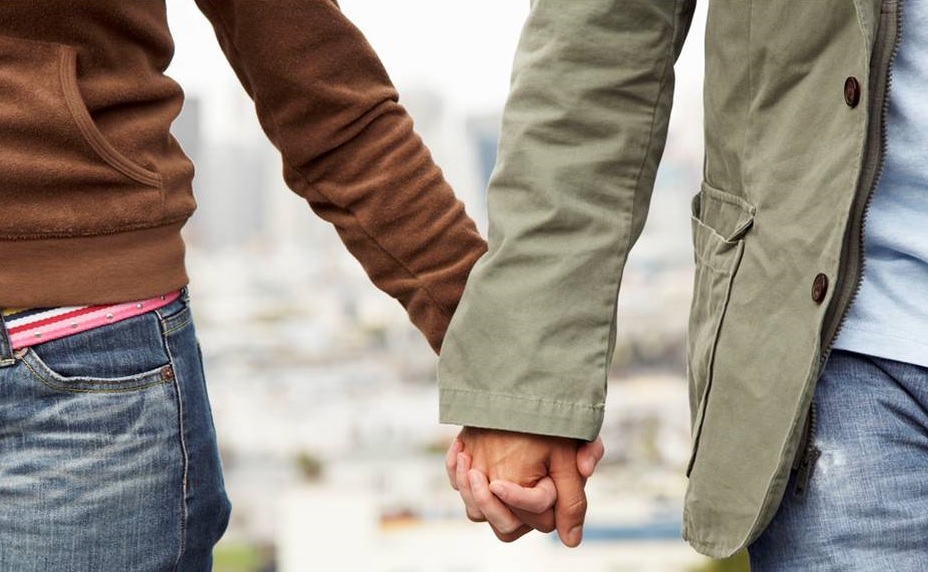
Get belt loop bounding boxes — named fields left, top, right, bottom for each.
left=0, top=311, right=15, bottom=367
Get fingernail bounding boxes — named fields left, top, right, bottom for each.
left=488, top=481, right=504, bottom=496
left=468, top=470, right=481, bottom=489
left=457, top=454, right=466, bottom=471
left=568, top=526, right=583, bottom=546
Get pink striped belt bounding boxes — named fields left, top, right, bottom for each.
left=2, top=290, right=182, bottom=351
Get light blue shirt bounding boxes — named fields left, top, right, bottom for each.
left=834, top=0, right=928, bottom=366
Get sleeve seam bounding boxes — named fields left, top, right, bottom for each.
left=441, top=387, right=605, bottom=412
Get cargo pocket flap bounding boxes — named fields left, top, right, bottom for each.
left=691, top=182, right=756, bottom=243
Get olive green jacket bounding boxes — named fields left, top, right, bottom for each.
left=437, top=0, right=900, bottom=558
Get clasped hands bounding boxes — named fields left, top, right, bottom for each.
left=445, top=427, right=604, bottom=547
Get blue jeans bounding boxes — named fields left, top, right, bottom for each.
left=749, top=350, right=928, bottom=571
left=0, top=293, right=230, bottom=571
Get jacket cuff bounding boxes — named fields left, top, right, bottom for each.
left=439, top=388, right=603, bottom=441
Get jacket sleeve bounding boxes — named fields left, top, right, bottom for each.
left=437, top=0, right=696, bottom=439
left=192, top=0, right=486, bottom=353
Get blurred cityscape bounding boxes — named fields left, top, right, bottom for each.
left=165, top=2, right=721, bottom=571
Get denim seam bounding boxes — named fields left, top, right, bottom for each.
left=160, top=316, right=192, bottom=337
left=161, top=316, right=190, bottom=571
left=157, top=303, right=191, bottom=337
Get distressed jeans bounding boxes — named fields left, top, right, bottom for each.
left=749, top=350, right=928, bottom=571
left=0, top=293, right=230, bottom=571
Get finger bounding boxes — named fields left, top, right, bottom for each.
left=550, top=452, right=588, bottom=548
left=510, top=506, right=556, bottom=534
left=467, top=469, right=526, bottom=536
left=505, top=477, right=557, bottom=533
left=445, top=438, right=464, bottom=490
left=460, top=462, right=531, bottom=542
left=456, top=453, right=485, bottom=523
left=489, top=476, right=556, bottom=514
left=489, top=478, right=556, bottom=533
left=577, top=437, right=605, bottom=479
left=491, top=522, right=534, bottom=543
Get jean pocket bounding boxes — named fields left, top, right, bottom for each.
left=19, top=310, right=175, bottom=393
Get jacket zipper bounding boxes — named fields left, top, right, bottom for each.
left=792, top=1, right=903, bottom=491
left=792, top=402, right=820, bottom=496
left=819, top=0, right=902, bottom=362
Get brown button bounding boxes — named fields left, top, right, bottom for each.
left=844, top=77, right=861, bottom=107
left=812, top=274, right=829, bottom=304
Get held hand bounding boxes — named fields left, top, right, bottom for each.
left=449, top=446, right=543, bottom=542
left=444, top=429, right=604, bottom=547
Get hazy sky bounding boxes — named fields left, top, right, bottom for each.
left=164, top=1, right=707, bottom=274
left=163, top=0, right=707, bottom=183
left=165, top=0, right=529, bottom=115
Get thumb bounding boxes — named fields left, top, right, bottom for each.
left=577, top=437, right=605, bottom=479
left=549, top=445, right=588, bottom=548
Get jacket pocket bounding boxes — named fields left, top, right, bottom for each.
left=0, top=35, right=164, bottom=237
left=685, top=182, right=755, bottom=476
left=58, top=46, right=161, bottom=188
left=0, top=35, right=160, bottom=188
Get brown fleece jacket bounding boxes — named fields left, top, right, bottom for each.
left=0, top=1, right=486, bottom=352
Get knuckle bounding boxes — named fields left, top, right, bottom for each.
left=566, top=506, right=587, bottom=521
left=455, top=474, right=470, bottom=492
left=531, top=498, right=555, bottom=513
left=470, top=486, right=491, bottom=504
left=493, top=529, right=512, bottom=542
left=494, top=522, right=520, bottom=535
left=494, top=529, right=522, bottom=543
left=466, top=511, right=486, bottom=523
left=520, top=512, right=555, bottom=533
left=536, top=520, right=556, bottom=533
left=562, top=496, right=588, bottom=519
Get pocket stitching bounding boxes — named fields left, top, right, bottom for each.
left=692, top=218, right=743, bottom=274
left=58, top=46, right=162, bottom=189
left=20, top=348, right=172, bottom=393
left=700, top=182, right=757, bottom=217
left=157, top=303, right=192, bottom=337
left=685, top=239, right=744, bottom=472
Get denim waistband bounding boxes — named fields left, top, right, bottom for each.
left=0, top=289, right=186, bottom=368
